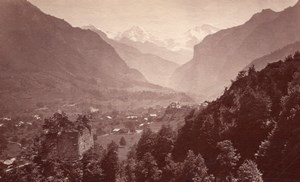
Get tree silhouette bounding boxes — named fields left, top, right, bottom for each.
left=120, top=137, right=127, bottom=146
left=153, top=125, right=175, bottom=168
left=136, top=128, right=156, bottom=160
left=101, top=141, right=119, bottom=182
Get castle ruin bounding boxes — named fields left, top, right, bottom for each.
left=41, top=113, right=94, bottom=161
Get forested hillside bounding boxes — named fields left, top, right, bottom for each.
left=173, top=52, right=300, bottom=181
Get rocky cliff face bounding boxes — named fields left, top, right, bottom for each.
left=170, top=1, right=300, bottom=97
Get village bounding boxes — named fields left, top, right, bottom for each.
left=0, top=102, right=204, bottom=162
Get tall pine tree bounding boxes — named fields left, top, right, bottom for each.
left=101, top=141, right=119, bottom=182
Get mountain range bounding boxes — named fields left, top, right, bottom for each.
left=115, top=26, right=191, bottom=65
left=170, top=1, right=300, bottom=97
left=82, top=26, right=179, bottom=87
left=0, top=0, right=192, bottom=115
left=115, top=26, right=166, bottom=49
left=167, top=24, right=220, bottom=51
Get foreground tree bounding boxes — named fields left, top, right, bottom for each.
left=237, top=160, right=263, bottom=182
left=124, top=158, right=136, bottom=182
left=136, top=128, right=156, bottom=160
left=177, top=150, right=208, bottom=182
left=82, top=149, right=103, bottom=182
left=101, top=141, right=119, bottom=182
left=153, top=125, right=176, bottom=168
left=160, top=154, right=181, bottom=182
left=136, top=152, right=161, bottom=182
left=216, top=140, right=240, bottom=181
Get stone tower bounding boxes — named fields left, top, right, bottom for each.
left=42, top=113, right=94, bottom=161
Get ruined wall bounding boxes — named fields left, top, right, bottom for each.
left=44, top=128, right=93, bottom=161
left=57, top=132, right=79, bottom=161
left=43, top=134, right=59, bottom=159
left=78, top=128, right=94, bottom=158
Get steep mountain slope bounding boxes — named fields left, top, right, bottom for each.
left=0, top=0, right=147, bottom=84
left=246, top=41, right=300, bottom=71
left=0, top=0, right=192, bottom=115
left=170, top=1, right=300, bottom=97
left=173, top=52, right=300, bottom=181
left=83, top=26, right=178, bottom=87
left=116, top=27, right=192, bottom=65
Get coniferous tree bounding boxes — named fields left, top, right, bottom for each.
left=124, top=158, right=136, bottom=182
left=153, top=125, right=175, bottom=168
left=216, top=140, right=240, bottom=181
left=136, top=128, right=156, bottom=160
left=82, top=149, right=103, bottom=182
left=293, top=50, right=300, bottom=60
left=177, top=150, right=208, bottom=182
left=160, top=154, right=181, bottom=182
left=127, top=144, right=137, bottom=160
left=136, top=152, right=161, bottom=182
left=236, top=70, right=247, bottom=81
left=120, top=136, right=127, bottom=146
left=237, top=160, right=263, bottom=182
left=101, top=141, right=119, bottom=182
left=247, top=65, right=256, bottom=76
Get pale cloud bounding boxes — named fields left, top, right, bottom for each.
left=28, top=0, right=298, bottom=38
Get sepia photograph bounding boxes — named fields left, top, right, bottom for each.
left=1, top=0, right=300, bottom=181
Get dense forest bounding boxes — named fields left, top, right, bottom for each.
left=173, top=51, right=300, bottom=181
left=1, top=52, right=300, bottom=181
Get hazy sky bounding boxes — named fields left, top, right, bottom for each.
left=28, top=0, right=298, bottom=38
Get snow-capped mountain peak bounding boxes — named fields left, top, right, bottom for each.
left=165, top=24, right=220, bottom=51
left=115, top=26, right=167, bottom=48
left=185, top=24, right=220, bottom=41
left=113, top=24, right=220, bottom=52
left=116, top=26, right=152, bottom=43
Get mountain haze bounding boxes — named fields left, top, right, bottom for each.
left=170, top=1, right=300, bottom=97
left=246, top=41, right=300, bottom=71
left=116, top=26, right=192, bottom=65
left=186, top=25, right=219, bottom=48
left=83, top=26, right=179, bottom=87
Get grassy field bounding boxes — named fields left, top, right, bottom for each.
left=95, top=120, right=166, bottom=161
left=96, top=133, right=142, bottom=161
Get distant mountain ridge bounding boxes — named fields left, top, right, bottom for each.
left=115, top=26, right=193, bottom=65
left=170, top=1, right=300, bottom=97
left=116, top=26, right=166, bottom=47
left=83, top=25, right=179, bottom=87
left=168, top=24, right=220, bottom=51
